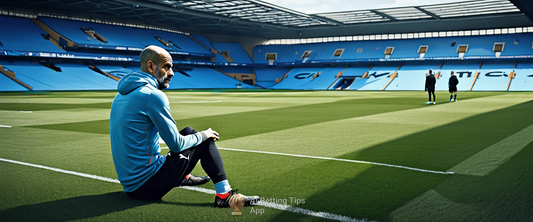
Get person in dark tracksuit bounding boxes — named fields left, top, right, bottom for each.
left=425, top=69, right=436, bottom=104
left=448, top=71, right=459, bottom=102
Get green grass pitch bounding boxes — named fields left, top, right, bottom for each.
left=1, top=90, right=532, bottom=221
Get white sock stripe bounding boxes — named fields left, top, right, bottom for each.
left=218, top=147, right=454, bottom=175
left=0, top=157, right=368, bottom=222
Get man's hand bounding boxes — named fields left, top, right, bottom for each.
left=202, top=128, right=219, bottom=141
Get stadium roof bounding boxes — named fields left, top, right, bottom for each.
left=1, top=0, right=532, bottom=39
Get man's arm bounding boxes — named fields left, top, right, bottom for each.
left=146, top=90, right=207, bottom=153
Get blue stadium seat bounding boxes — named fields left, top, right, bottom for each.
left=211, top=42, right=253, bottom=64
left=39, top=17, right=211, bottom=56
left=167, top=67, right=255, bottom=89
left=191, top=34, right=213, bottom=49
left=0, top=16, right=64, bottom=53
left=0, top=73, right=29, bottom=91
left=2, top=62, right=116, bottom=90
left=255, top=67, right=291, bottom=88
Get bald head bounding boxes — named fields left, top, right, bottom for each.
left=140, top=45, right=171, bottom=73
left=140, top=45, right=174, bottom=89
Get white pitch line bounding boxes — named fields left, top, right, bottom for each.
left=217, top=147, right=454, bottom=175
left=0, top=125, right=12, bottom=128
left=0, top=157, right=369, bottom=222
left=0, top=158, right=119, bottom=183
left=159, top=146, right=453, bottom=175
left=180, top=186, right=372, bottom=222
left=178, top=101, right=221, bottom=103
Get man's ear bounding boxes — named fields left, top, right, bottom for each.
left=147, top=60, right=154, bottom=74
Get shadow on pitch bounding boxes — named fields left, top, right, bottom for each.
left=0, top=191, right=211, bottom=222
left=267, top=99, right=533, bottom=221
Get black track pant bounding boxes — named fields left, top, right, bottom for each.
left=127, top=127, right=227, bottom=201
left=428, top=89, right=435, bottom=102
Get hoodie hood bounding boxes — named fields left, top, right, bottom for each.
left=117, top=71, right=158, bottom=95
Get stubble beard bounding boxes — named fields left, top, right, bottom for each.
left=154, top=68, right=170, bottom=90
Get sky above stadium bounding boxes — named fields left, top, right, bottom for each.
left=262, top=0, right=468, bottom=14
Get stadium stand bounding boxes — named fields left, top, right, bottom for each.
left=509, top=61, right=533, bottom=91
left=436, top=62, right=480, bottom=91
left=0, top=15, right=64, bottom=53
left=1, top=61, right=117, bottom=90
left=38, top=17, right=212, bottom=56
left=1, top=13, right=532, bottom=92
left=333, top=66, right=370, bottom=90
left=58, top=63, right=118, bottom=89
left=257, top=33, right=533, bottom=64
left=216, top=67, right=254, bottom=74
left=270, top=67, right=325, bottom=90
left=190, top=34, right=213, bottom=50
left=352, top=64, right=400, bottom=91
left=167, top=66, right=256, bottom=89
left=472, top=61, right=516, bottom=91
left=271, top=66, right=347, bottom=90
left=385, top=62, right=440, bottom=91
left=90, top=65, right=133, bottom=80
left=0, top=64, right=30, bottom=91
left=211, top=42, right=253, bottom=64
left=254, top=67, right=291, bottom=88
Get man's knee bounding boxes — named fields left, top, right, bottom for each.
left=180, top=126, right=197, bottom=135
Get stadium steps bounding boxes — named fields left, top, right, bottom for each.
left=382, top=63, right=403, bottom=90
left=209, top=46, right=235, bottom=63
left=220, top=51, right=234, bottom=62
left=506, top=62, right=518, bottom=91
left=30, top=18, right=76, bottom=51
left=89, top=66, right=120, bottom=81
left=0, top=65, right=33, bottom=90
left=188, top=35, right=210, bottom=51
left=382, top=72, right=398, bottom=90
left=275, top=70, right=291, bottom=84
left=506, top=71, right=516, bottom=91
left=327, top=65, right=349, bottom=90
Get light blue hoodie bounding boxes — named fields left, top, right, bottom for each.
left=110, top=71, right=206, bottom=192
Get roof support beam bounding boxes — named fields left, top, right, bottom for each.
left=113, top=0, right=298, bottom=30
left=370, top=10, right=397, bottom=21
left=415, top=7, right=441, bottom=20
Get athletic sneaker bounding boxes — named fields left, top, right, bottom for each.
left=214, top=189, right=260, bottom=208
left=455, top=99, right=457, bottom=102
left=433, top=102, right=436, bottom=104
left=178, top=175, right=210, bottom=187
left=450, top=99, right=453, bottom=102
left=426, top=101, right=431, bottom=104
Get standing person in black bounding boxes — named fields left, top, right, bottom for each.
left=425, top=69, right=436, bottom=104
left=448, top=71, right=459, bottom=102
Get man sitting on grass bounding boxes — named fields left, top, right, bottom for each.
left=110, top=45, right=258, bottom=207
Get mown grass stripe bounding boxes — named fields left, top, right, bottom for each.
left=218, top=147, right=454, bottom=175
left=448, top=123, right=533, bottom=176
left=0, top=157, right=367, bottom=222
